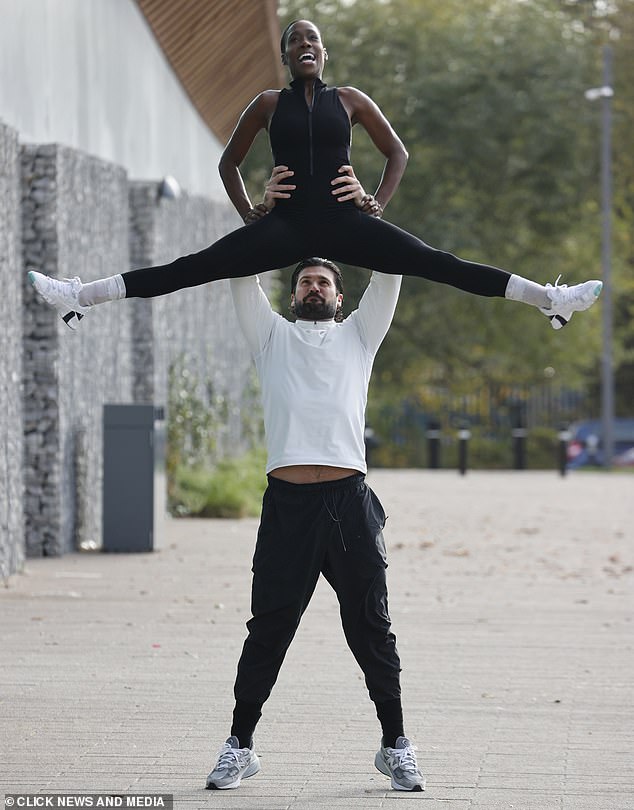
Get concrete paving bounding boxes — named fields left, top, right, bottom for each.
left=1, top=470, right=633, bottom=810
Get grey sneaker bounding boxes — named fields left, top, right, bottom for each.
left=28, top=271, right=86, bottom=330
left=205, top=736, right=260, bottom=790
left=540, top=276, right=602, bottom=330
left=375, top=736, right=426, bottom=792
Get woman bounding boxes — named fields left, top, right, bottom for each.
left=30, top=19, right=601, bottom=328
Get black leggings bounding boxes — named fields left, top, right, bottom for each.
left=233, top=474, right=401, bottom=706
left=122, top=208, right=510, bottom=298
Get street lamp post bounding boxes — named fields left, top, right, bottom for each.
left=585, top=45, right=614, bottom=469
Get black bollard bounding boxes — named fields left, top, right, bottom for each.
left=510, top=402, right=527, bottom=470
left=557, top=425, right=571, bottom=477
left=458, top=427, right=470, bottom=475
left=426, top=420, right=441, bottom=469
left=512, top=427, right=528, bottom=470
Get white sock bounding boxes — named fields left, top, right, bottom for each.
left=505, top=274, right=551, bottom=309
left=77, top=274, right=127, bottom=307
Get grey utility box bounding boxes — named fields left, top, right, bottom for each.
left=102, top=404, right=166, bottom=552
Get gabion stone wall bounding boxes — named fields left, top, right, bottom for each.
left=22, top=145, right=133, bottom=556
left=128, top=183, right=260, bottom=458
left=0, top=122, right=24, bottom=577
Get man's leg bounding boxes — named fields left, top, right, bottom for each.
left=319, top=480, right=401, bottom=721
left=320, top=478, right=426, bottom=791
left=233, top=480, right=329, bottom=710
left=207, top=480, right=328, bottom=789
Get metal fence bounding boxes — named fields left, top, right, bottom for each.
left=367, top=383, right=591, bottom=469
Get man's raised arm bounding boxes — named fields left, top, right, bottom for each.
left=230, top=276, right=278, bottom=356
left=353, top=272, right=402, bottom=356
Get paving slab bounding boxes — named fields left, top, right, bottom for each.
left=1, top=470, right=633, bottom=810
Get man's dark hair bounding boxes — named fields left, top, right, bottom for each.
left=290, top=258, right=344, bottom=295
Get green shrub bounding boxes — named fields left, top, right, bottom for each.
left=170, top=448, right=267, bottom=518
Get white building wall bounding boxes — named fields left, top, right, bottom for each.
left=0, top=0, right=228, bottom=199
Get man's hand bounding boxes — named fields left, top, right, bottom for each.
left=243, top=165, right=296, bottom=224
left=263, top=165, right=296, bottom=209
left=331, top=165, right=383, bottom=217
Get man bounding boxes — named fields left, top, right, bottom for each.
left=205, top=258, right=425, bottom=792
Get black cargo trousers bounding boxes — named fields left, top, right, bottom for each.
left=233, top=473, right=402, bottom=706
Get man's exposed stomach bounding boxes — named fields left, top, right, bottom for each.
left=269, top=465, right=359, bottom=484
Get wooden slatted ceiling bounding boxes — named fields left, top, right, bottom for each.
left=136, top=0, right=285, bottom=144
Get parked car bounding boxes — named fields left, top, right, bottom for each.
left=566, top=418, right=634, bottom=468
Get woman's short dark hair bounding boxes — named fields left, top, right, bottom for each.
left=290, top=258, right=344, bottom=295
left=280, top=20, right=299, bottom=55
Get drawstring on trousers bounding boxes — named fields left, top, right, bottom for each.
left=322, top=493, right=347, bottom=551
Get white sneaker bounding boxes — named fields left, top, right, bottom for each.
left=540, top=276, right=602, bottom=330
left=28, top=271, right=87, bottom=330
left=205, top=736, right=260, bottom=790
left=374, top=736, right=426, bottom=792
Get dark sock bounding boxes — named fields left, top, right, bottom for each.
left=375, top=697, right=405, bottom=749
left=230, top=699, right=263, bottom=749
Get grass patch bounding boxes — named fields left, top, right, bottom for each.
left=170, top=448, right=267, bottom=518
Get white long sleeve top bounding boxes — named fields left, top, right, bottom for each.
left=230, top=272, right=401, bottom=474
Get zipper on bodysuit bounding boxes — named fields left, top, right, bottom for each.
left=305, top=80, right=322, bottom=177
left=308, top=106, right=313, bottom=176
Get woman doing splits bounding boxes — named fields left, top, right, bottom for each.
left=29, top=19, right=601, bottom=328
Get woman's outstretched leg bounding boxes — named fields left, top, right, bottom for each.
left=28, top=215, right=307, bottom=328
left=323, top=212, right=602, bottom=330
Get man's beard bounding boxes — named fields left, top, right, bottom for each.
left=294, top=296, right=338, bottom=320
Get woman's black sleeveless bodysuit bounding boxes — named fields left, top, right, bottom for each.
left=269, top=78, right=356, bottom=217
